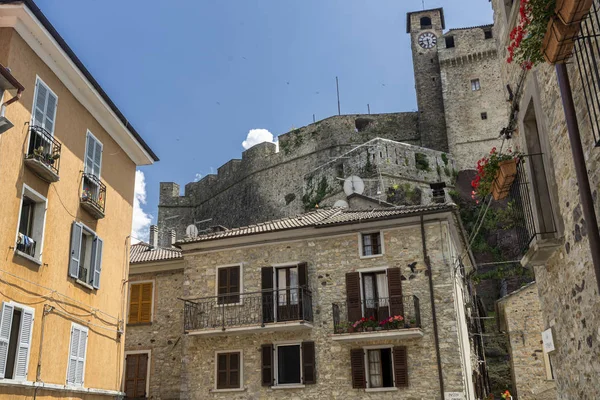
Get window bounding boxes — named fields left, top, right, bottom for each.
left=32, top=77, right=57, bottom=134
left=217, top=265, right=240, bottom=304
left=15, top=185, right=47, bottom=263
left=360, top=232, right=383, bottom=257
left=128, top=282, right=153, bottom=324
left=66, top=323, right=88, bottom=387
left=445, top=36, right=455, bottom=48
left=216, top=351, right=242, bottom=390
left=125, top=352, right=150, bottom=398
left=69, top=222, right=103, bottom=289
left=471, top=79, right=481, bottom=91
left=350, top=347, right=408, bottom=389
left=481, top=112, right=488, bottom=120
left=484, top=29, right=493, bottom=39
left=276, top=266, right=299, bottom=321
left=261, top=341, right=315, bottom=387
left=345, top=268, right=404, bottom=323
left=420, top=16, right=432, bottom=28
left=362, top=271, right=389, bottom=319
left=84, top=131, right=102, bottom=178
left=0, top=302, right=34, bottom=380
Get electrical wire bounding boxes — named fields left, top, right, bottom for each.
left=50, top=183, right=96, bottom=225
left=49, top=307, right=122, bottom=334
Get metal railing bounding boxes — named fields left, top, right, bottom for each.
left=25, top=125, right=61, bottom=175
left=332, top=295, right=421, bottom=334
left=81, top=173, right=106, bottom=215
left=508, top=154, right=558, bottom=256
left=183, top=287, right=313, bottom=332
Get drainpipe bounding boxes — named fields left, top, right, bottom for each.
left=0, top=63, right=25, bottom=116
left=33, top=304, right=53, bottom=400
left=555, top=63, right=600, bottom=291
left=421, top=215, right=445, bottom=399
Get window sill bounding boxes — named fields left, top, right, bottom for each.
left=0, top=379, right=124, bottom=396
left=75, top=279, right=95, bottom=291
left=365, top=387, right=398, bottom=392
left=14, top=250, right=42, bottom=266
left=270, top=384, right=305, bottom=390
left=210, top=387, right=246, bottom=393
left=359, top=254, right=384, bottom=260
left=127, top=322, right=153, bottom=326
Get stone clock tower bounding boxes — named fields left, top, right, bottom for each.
left=407, top=8, right=448, bottom=152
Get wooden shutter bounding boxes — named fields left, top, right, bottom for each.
left=346, top=272, right=362, bottom=322
left=0, top=303, right=15, bottom=378
left=298, top=263, right=308, bottom=320
left=393, top=346, right=408, bottom=388
left=125, top=353, right=148, bottom=397
left=261, top=267, right=274, bottom=323
left=261, top=344, right=273, bottom=387
left=14, top=308, right=34, bottom=380
left=33, top=80, right=58, bottom=134
left=129, top=283, right=153, bottom=324
left=302, top=341, right=316, bottom=384
left=387, top=267, right=404, bottom=317
left=67, top=324, right=88, bottom=386
left=298, top=263, right=308, bottom=287
left=91, top=236, right=103, bottom=289
left=350, top=349, right=366, bottom=389
left=69, top=222, right=83, bottom=279
left=217, top=352, right=240, bottom=389
left=85, top=133, right=102, bottom=177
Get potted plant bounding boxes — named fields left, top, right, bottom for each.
left=409, top=318, right=418, bottom=328
left=381, top=315, right=404, bottom=330
left=472, top=148, right=522, bottom=201
left=507, top=0, right=557, bottom=66
left=501, top=390, right=513, bottom=400
left=363, top=316, right=378, bottom=332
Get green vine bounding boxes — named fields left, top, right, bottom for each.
left=302, top=177, right=332, bottom=210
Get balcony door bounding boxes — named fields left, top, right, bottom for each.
left=262, top=264, right=308, bottom=324
left=276, top=267, right=299, bottom=322
left=362, top=272, right=389, bottom=321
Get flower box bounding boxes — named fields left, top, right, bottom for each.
left=556, top=0, right=593, bottom=25
left=542, top=16, right=581, bottom=64
left=491, top=159, right=517, bottom=200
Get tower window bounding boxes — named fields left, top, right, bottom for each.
left=471, top=79, right=481, bottom=91
left=420, top=16, right=432, bottom=29
left=484, top=29, right=493, bottom=39
left=445, top=36, right=455, bottom=48
left=481, top=112, right=488, bottom=120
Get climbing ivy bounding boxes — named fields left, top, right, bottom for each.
left=302, top=176, right=332, bottom=210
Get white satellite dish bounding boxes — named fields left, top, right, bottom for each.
left=334, top=200, right=349, bottom=208
left=185, top=224, right=199, bottom=238
left=343, top=176, right=365, bottom=196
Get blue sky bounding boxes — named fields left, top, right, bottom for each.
left=36, top=0, right=493, bottom=240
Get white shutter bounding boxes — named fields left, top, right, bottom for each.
left=0, top=303, right=14, bottom=379
left=85, top=133, right=102, bottom=178
left=32, top=80, right=58, bottom=134
left=14, top=308, right=34, bottom=380
left=91, top=236, right=103, bottom=289
left=67, top=324, right=88, bottom=386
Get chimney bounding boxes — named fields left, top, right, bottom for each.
left=170, top=229, right=176, bottom=246
left=149, top=225, right=158, bottom=248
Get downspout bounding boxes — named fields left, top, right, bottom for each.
left=421, top=215, right=445, bottom=399
left=33, top=304, right=53, bottom=400
left=0, top=63, right=25, bottom=116
left=555, top=63, right=600, bottom=292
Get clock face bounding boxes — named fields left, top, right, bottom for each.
left=418, top=32, right=437, bottom=49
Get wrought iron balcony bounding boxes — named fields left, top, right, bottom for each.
left=183, top=287, right=313, bottom=336
left=24, top=125, right=61, bottom=182
left=80, top=173, right=106, bottom=219
left=331, top=295, right=423, bottom=342
left=508, top=154, right=561, bottom=266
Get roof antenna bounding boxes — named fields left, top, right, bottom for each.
left=422, top=0, right=425, bottom=9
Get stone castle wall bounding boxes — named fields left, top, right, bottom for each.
left=180, top=222, right=470, bottom=400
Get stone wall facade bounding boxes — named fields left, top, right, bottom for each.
left=490, top=0, right=600, bottom=398
left=126, top=268, right=185, bottom=400
left=497, top=282, right=557, bottom=399
left=179, top=219, right=475, bottom=399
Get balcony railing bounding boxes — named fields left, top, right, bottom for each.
left=183, top=287, right=313, bottom=334
left=24, top=126, right=61, bottom=182
left=81, top=173, right=106, bottom=219
left=332, top=295, right=421, bottom=335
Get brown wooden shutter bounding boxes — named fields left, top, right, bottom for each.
left=346, top=272, right=362, bottom=322
left=128, top=284, right=141, bottom=324
left=261, top=344, right=273, bottom=386
left=129, top=283, right=153, bottom=324
left=393, top=346, right=408, bottom=388
left=350, top=349, right=366, bottom=389
left=302, top=341, right=316, bottom=384
left=387, top=268, right=404, bottom=318
left=125, top=353, right=148, bottom=397
left=262, top=267, right=274, bottom=323
left=298, top=263, right=308, bottom=320
left=298, top=263, right=308, bottom=287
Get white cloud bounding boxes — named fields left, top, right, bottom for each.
left=242, top=129, right=278, bottom=152
left=131, top=170, right=153, bottom=244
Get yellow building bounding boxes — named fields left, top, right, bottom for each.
left=0, top=0, right=158, bottom=398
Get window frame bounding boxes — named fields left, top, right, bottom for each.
left=69, top=222, right=103, bottom=290
left=484, top=29, right=493, bottom=39
left=123, top=350, right=151, bottom=397
left=215, top=264, right=243, bottom=305
left=0, top=301, right=35, bottom=381
left=14, top=184, right=47, bottom=265
left=272, top=341, right=303, bottom=388
left=362, top=345, right=397, bottom=392
left=127, top=280, right=155, bottom=325
left=358, top=231, right=385, bottom=259
left=29, top=76, right=58, bottom=137
left=471, top=79, right=481, bottom=91
left=65, top=322, right=88, bottom=388
left=213, top=350, right=243, bottom=392
left=481, top=112, right=488, bottom=120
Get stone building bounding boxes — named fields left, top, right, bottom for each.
left=496, top=282, right=557, bottom=399
left=0, top=1, right=158, bottom=399
left=173, top=205, right=477, bottom=400
left=487, top=0, right=600, bottom=398
left=157, top=7, right=508, bottom=247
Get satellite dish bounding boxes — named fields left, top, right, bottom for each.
left=334, top=200, right=349, bottom=208
left=343, top=176, right=365, bottom=196
left=185, top=224, right=199, bottom=238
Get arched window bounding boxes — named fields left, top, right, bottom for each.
left=420, top=16, right=432, bottom=28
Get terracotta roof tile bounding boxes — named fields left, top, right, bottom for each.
left=130, top=242, right=182, bottom=264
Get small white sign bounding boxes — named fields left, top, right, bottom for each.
left=542, top=328, right=555, bottom=352
left=445, top=392, right=465, bottom=400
